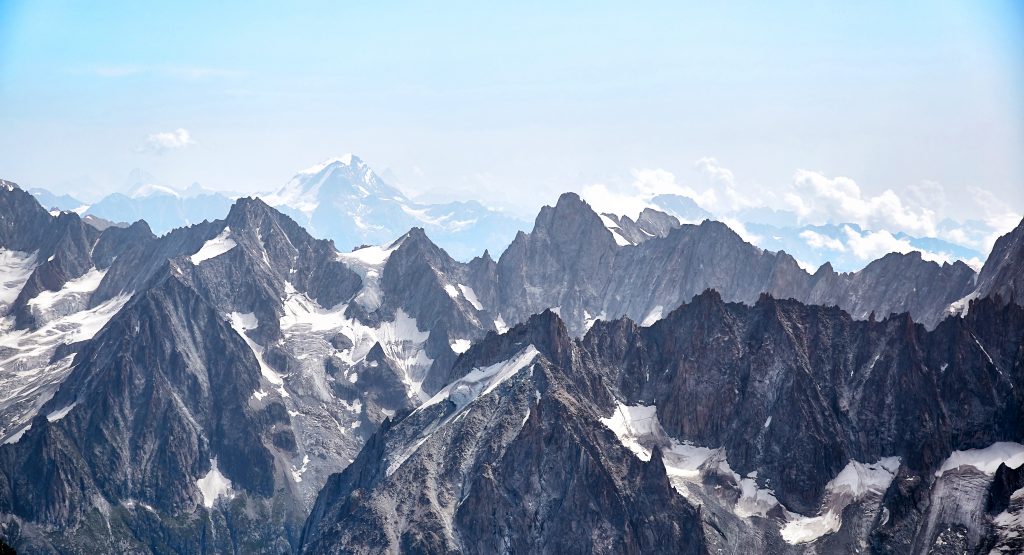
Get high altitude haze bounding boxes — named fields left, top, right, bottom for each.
left=0, top=1, right=1021, bottom=227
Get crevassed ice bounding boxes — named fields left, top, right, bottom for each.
left=935, top=442, right=1024, bottom=477
left=599, top=401, right=902, bottom=544
left=276, top=282, right=433, bottom=402
left=0, top=294, right=129, bottom=442
left=600, top=402, right=718, bottom=483
left=28, top=268, right=108, bottom=324
left=0, top=249, right=38, bottom=308
left=781, top=457, right=901, bottom=544
left=336, top=238, right=405, bottom=311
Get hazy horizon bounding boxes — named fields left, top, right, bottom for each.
left=1, top=1, right=1022, bottom=260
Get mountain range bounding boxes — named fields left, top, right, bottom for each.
left=0, top=174, right=1021, bottom=553
left=29, top=156, right=529, bottom=261
left=27, top=155, right=989, bottom=273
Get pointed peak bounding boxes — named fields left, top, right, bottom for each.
left=393, top=227, right=437, bottom=253
left=690, top=288, right=725, bottom=307
left=403, top=226, right=429, bottom=241
left=553, top=192, right=588, bottom=211
left=227, top=195, right=275, bottom=219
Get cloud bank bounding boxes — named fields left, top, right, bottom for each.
left=138, top=129, right=196, bottom=154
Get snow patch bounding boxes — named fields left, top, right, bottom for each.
left=457, top=284, right=483, bottom=310
left=387, top=346, right=540, bottom=477
left=946, top=289, right=980, bottom=317
left=190, top=227, right=236, bottom=265
left=443, top=283, right=460, bottom=299
left=2, top=424, right=29, bottom=445
left=450, top=339, right=472, bottom=354
left=196, top=458, right=233, bottom=508
left=46, top=401, right=78, bottom=422
left=228, top=312, right=286, bottom=389
left=419, top=346, right=540, bottom=413
left=583, top=310, right=607, bottom=332
left=290, top=455, right=311, bottom=483
left=599, top=214, right=634, bottom=246
left=640, top=305, right=664, bottom=327
left=494, top=315, right=509, bottom=334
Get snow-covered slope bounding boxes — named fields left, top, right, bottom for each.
left=261, top=155, right=527, bottom=260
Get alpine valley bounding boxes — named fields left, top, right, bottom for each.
left=0, top=162, right=1022, bottom=555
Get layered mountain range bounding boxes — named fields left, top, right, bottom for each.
left=28, top=155, right=989, bottom=273
left=0, top=175, right=1021, bottom=553
left=31, top=156, right=528, bottom=261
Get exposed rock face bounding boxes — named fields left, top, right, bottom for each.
left=0, top=188, right=502, bottom=552
left=951, top=217, right=1024, bottom=315
left=980, top=219, right=1024, bottom=300
left=301, top=295, right=1024, bottom=554
left=0, top=271, right=302, bottom=553
left=0, top=179, right=1022, bottom=553
left=301, top=311, right=707, bottom=555
left=486, top=193, right=981, bottom=335
left=600, top=208, right=681, bottom=245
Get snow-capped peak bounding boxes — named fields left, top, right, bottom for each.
left=129, top=183, right=182, bottom=199
left=298, top=154, right=359, bottom=176
left=262, top=154, right=406, bottom=218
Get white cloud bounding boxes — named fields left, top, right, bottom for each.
left=799, top=229, right=845, bottom=251
left=786, top=170, right=938, bottom=237
left=967, top=186, right=1022, bottom=255
left=695, top=157, right=735, bottom=187
left=578, top=182, right=654, bottom=218
left=907, top=180, right=948, bottom=215
left=842, top=226, right=951, bottom=265
left=581, top=158, right=765, bottom=220
left=581, top=167, right=718, bottom=217
left=963, top=257, right=984, bottom=272
left=793, top=258, right=818, bottom=272
left=786, top=171, right=937, bottom=238
left=138, top=129, right=196, bottom=154
left=694, top=157, right=758, bottom=212
left=719, top=216, right=761, bottom=244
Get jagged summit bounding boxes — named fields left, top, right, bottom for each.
left=0, top=178, right=1023, bottom=553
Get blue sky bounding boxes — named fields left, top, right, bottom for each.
left=0, top=0, right=1021, bottom=233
